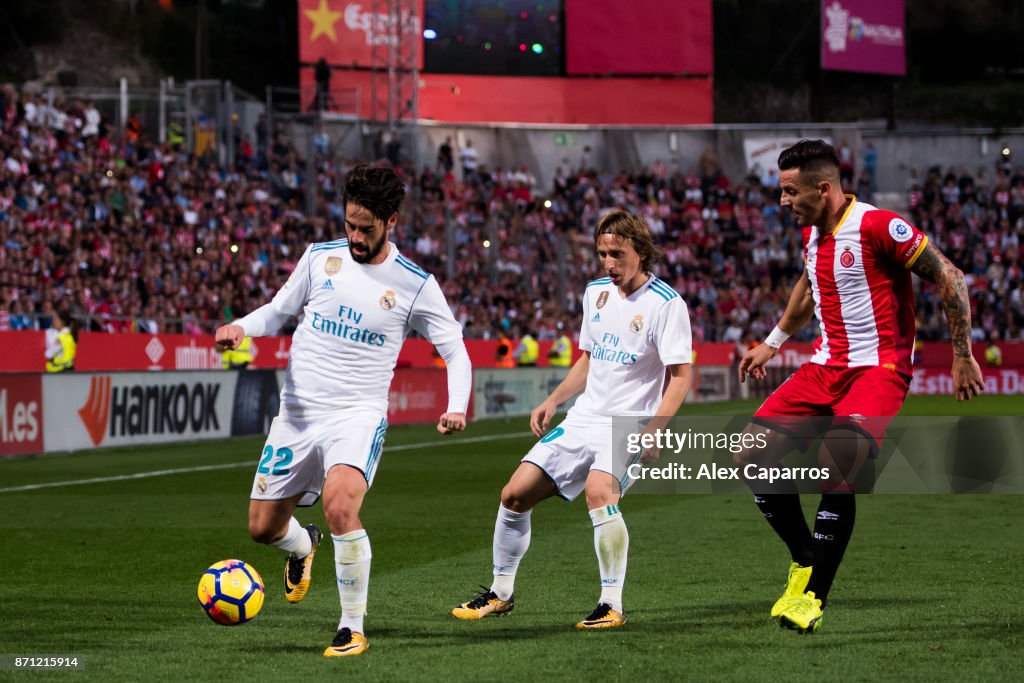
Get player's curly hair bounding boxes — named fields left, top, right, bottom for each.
left=778, top=139, right=841, bottom=183
left=343, top=165, right=406, bottom=222
left=593, top=209, right=663, bottom=273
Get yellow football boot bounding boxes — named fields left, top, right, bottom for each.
left=778, top=591, right=824, bottom=634
left=284, top=524, right=323, bottom=604
left=771, top=562, right=813, bottom=619
left=452, top=586, right=515, bottom=620
left=323, top=628, right=368, bottom=656
left=575, top=603, right=626, bottom=629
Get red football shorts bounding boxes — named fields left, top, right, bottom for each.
left=753, top=363, right=910, bottom=451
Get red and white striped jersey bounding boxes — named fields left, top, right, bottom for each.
left=802, top=196, right=929, bottom=376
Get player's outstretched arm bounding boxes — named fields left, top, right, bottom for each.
left=215, top=324, right=245, bottom=351
left=739, top=272, right=814, bottom=383
left=639, top=363, right=692, bottom=463
left=530, top=352, right=590, bottom=437
left=909, top=242, right=985, bottom=401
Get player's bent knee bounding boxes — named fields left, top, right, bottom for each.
left=248, top=501, right=292, bottom=544
left=500, top=484, right=535, bottom=512
left=248, top=518, right=282, bottom=545
left=733, top=445, right=759, bottom=469
left=322, top=496, right=362, bottom=533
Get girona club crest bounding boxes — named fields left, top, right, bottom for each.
left=840, top=246, right=855, bottom=268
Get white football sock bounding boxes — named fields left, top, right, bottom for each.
left=333, top=529, right=372, bottom=634
left=590, top=505, right=628, bottom=613
left=271, top=517, right=312, bottom=557
left=490, top=504, right=532, bottom=601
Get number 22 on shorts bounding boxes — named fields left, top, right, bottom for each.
left=257, top=445, right=293, bottom=475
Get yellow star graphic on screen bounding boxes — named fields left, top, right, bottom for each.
left=305, top=0, right=342, bottom=42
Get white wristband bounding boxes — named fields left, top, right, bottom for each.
left=764, top=325, right=791, bottom=349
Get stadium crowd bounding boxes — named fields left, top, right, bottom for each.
left=2, top=86, right=1023, bottom=347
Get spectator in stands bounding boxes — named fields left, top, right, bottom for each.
left=8, top=300, right=33, bottom=330
left=1, top=80, right=1021, bottom=349
left=314, top=57, right=333, bottom=111
left=862, top=139, right=878, bottom=194
left=459, top=139, right=479, bottom=183
left=837, top=138, right=855, bottom=190
left=437, top=136, right=454, bottom=175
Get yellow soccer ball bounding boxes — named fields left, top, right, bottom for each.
left=197, top=559, right=265, bottom=625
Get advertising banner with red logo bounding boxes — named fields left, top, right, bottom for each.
left=73, top=333, right=290, bottom=371
left=0, top=374, right=44, bottom=456
left=821, top=0, right=905, bottom=76
left=43, top=372, right=236, bottom=452
left=299, top=0, right=423, bottom=68
left=910, top=368, right=1024, bottom=396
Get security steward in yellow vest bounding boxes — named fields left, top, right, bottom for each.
left=222, top=336, right=254, bottom=369
left=548, top=333, right=572, bottom=367
left=514, top=332, right=539, bottom=367
left=168, top=119, right=185, bottom=148
left=45, top=324, right=77, bottom=373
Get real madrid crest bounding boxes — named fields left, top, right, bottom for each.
left=839, top=245, right=855, bottom=268
left=596, top=291, right=609, bottom=309
left=256, top=476, right=268, bottom=494
left=630, top=315, right=644, bottom=333
left=380, top=289, right=397, bottom=310
left=325, top=256, right=342, bottom=276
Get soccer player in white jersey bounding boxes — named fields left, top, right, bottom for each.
left=215, top=165, right=472, bottom=657
left=736, top=140, right=984, bottom=634
left=451, top=209, right=692, bottom=628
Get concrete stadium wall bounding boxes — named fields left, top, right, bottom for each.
left=408, top=124, right=1024, bottom=197
left=288, top=118, right=1024, bottom=200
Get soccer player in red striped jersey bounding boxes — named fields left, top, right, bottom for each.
left=736, top=139, right=985, bottom=634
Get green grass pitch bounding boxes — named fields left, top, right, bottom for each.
left=1, top=396, right=1022, bottom=681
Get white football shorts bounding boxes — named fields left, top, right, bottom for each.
left=249, top=410, right=388, bottom=507
left=522, top=413, right=643, bottom=501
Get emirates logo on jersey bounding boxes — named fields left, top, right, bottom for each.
left=840, top=247, right=855, bottom=268
left=629, top=315, right=644, bottom=333
left=596, top=291, right=609, bottom=309
left=379, top=290, right=397, bottom=310
left=325, top=257, right=342, bottom=275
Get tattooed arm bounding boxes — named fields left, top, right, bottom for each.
left=909, top=242, right=985, bottom=401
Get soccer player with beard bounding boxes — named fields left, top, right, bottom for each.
left=216, top=165, right=472, bottom=656
left=736, top=140, right=984, bottom=633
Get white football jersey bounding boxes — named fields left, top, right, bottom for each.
left=237, top=239, right=467, bottom=418
left=570, top=275, right=692, bottom=418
